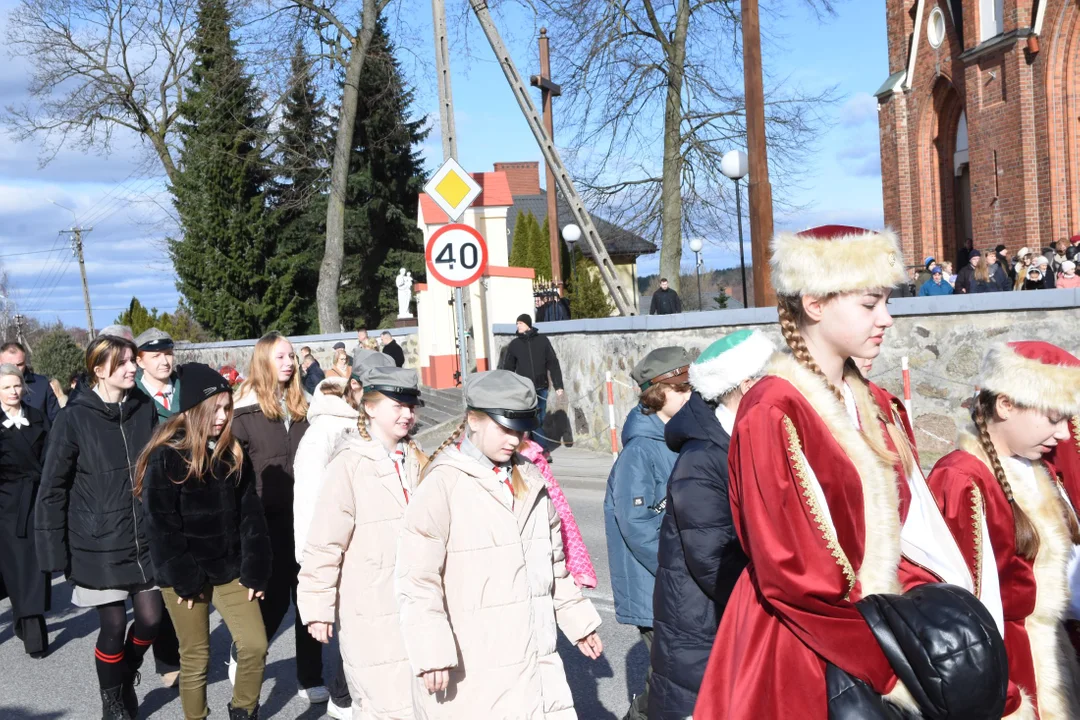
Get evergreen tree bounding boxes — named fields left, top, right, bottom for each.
left=319, top=17, right=427, bottom=329
left=114, top=297, right=212, bottom=341
left=509, top=211, right=535, bottom=268
left=32, top=329, right=84, bottom=382
left=568, top=248, right=613, bottom=318
left=532, top=216, right=553, bottom=281
left=167, top=0, right=284, bottom=339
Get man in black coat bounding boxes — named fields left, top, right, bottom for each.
left=0, top=342, right=60, bottom=422
left=379, top=331, right=406, bottom=367
left=649, top=278, right=682, bottom=315
left=500, top=315, right=564, bottom=449
left=649, top=329, right=773, bottom=720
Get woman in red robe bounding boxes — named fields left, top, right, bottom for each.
left=693, top=226, right=958, bottom=719
left=926, top=341, right=1080, bottom=719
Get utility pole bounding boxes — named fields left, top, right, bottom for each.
left=13, top=314, right=25, bottom=346
left=61, top=226, right=95, bottom=338
left=530, top=28, right=564, bottom=292
left=432, top=0, right=476, bottom=382
left=742, top=0, right=776, bottom=308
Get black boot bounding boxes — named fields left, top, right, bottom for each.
left=228, top=702, right=260, bottom=720
left=100, top=686, right=131, bottom=720
left=121, top=662, right=141, bottom=718
left=20, top=616, right=48, bottom=658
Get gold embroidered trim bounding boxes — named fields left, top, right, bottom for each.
left=1071, top=416, right=1080, bottom=450
left=969, top=483, right=984, bottom=598
left=782, top=415, right=857, bottom=599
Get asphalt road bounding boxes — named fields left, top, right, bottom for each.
left=0, top=447, right=644, bottom=719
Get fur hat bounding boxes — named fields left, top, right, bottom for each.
left=770, top=225, right=907, bottom=297
left=689, top=329, right=775, bottom=402
left=978, top=341, right=1080, bottom=416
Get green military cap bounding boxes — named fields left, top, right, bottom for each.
left=631, top=347, right=693, bottom=390
left=361, top=366, right=423, bottom=406
left=465, top=370, right=539, bottom=432
left=134, top=327, right=174, bottom=353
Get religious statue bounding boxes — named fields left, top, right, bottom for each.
left=396, top=268, right=413, bottom=318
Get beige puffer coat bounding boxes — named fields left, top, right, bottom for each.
left=297, top=432, right=424, bottom=720
left=395, top=445, right=602, bottom=719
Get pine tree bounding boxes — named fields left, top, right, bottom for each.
left=568, top=248, right=613, bottom=318
left=509, top=211, right=535, bottom=268
left=532, top=216, right=553, bottom=281
left=167, top=0, right=283, bottom=339
left=321, top=17, right=428, bottom=329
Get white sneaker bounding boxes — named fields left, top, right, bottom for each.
left=327, top=697, right=350, bottom=719
left=298, top=685, right=330, bottom=704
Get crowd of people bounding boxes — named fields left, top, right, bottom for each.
left=914, top=237, right=1080, bottom=296
left=3, top=227, right=1080, bottom=720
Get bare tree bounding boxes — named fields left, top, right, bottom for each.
left=526, top=0, right=837, bottom=292
left=285, top=0, right=392, bottom=332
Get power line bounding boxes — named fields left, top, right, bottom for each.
left=0, top=248, right=67, bottom=259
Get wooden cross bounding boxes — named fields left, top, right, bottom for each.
left=530, top=29, right=564, bottom=290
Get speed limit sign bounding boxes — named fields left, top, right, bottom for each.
left=425, top=223, right=489, bottom=287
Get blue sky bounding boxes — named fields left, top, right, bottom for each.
left=0, top=0, right=889, bottom=325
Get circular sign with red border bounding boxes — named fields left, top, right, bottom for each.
left=425, top=223, right=489, bottom=287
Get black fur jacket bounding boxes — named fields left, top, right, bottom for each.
left=141, top=442, right=272, bottom=598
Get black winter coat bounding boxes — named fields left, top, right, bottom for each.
left=230, top=396, right=308, bottom=515
left=500, top=328, right=564, bottom=391
left=649, top=393, right=748, bottom=720
left=36, top=387, right=157, bottom=589
left=649, top=288, right=682, bottom=315
left=141, top=443, right=272, bottom=599
left=381, top=339, right=406, bottom=368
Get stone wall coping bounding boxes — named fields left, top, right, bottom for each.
left=176, top=326, right=418, bottom=351
left=494, top=288, right=1080, bottom=336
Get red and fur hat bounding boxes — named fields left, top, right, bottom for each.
left=770, top=224, right=907, bottom=297
left=978, top=341, right=1080, bottom=416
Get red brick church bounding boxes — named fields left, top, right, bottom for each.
left=877, top=0, right=1080, bottom=266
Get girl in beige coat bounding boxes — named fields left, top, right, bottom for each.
left=297, top=365, right=426, bottom=720
left=396, top=371, right=603, bottom=720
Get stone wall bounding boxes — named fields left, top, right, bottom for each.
left=494, top=290, right=1080, bottom=466
left=174, top=329, right=419, bottom=374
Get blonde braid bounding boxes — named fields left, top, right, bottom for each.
left=973, top=392, right=1039, bottom=560
left=356, top=414, right=372, bottom=442
left=777, top=297, right=844, bottom=404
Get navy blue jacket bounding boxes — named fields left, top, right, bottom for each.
left=649, top=393, right=748, bottom=720
left=22, top=372, right=60, bottom=422
left=603, top=404, right=677, bottom=627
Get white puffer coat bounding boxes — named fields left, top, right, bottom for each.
left=292, top=378, right=359, bottom=562
left=395, top=445, right=602, bottom=719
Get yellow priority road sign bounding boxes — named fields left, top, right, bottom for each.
left=423, top=157, right=482, bottom=222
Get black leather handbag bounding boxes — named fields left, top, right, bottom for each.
left=827, top=583, right=1009, bottom=720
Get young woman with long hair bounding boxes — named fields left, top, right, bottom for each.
left=0, top=363, right=51, bottom=658
left=230, top=332, right=327, bottom=703
left=395, top=370, right=602, bottom=718
left=36, top=335, right=161, bottom=719
left=693, top=226, right=987, bottom=719
left=137, top=363, right=272, bottom=720
left=926, top=342, right=1080, bottom=719
left=297, top=365, right=426, bottom=718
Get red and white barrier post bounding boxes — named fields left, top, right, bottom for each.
left=901, top=356, right=913, bottom=416
left=606, top=371, right=619, bottom=459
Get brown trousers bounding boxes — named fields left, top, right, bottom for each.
left=162, top=579, right=268, bottom=719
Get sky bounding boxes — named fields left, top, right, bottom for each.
left=0, top=0, right=890, bottom=326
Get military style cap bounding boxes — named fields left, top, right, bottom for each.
left=350, top=351, right=396, bottom=382
left=465, top=370, right=539, bottom=432
left=362, top=366, right=422, bottom=406
left=134, top=327, right=174, bottom=353
left=631, top=347, right=692, bottom=390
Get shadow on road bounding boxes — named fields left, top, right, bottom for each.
left=0, top=706, right=66, bottom=719
left=559, top=633, right=618, bottom=720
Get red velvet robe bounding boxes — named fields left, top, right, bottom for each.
left=693, top=355, right=915, bottom=720
left=1051, top=418, right=1080, bottom=510
left=927, top=434, right=1077, bottom=720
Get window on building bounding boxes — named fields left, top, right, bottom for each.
left=928, top=7, right=946, bottom=48
left=980, top=0, right=1004, bottom=41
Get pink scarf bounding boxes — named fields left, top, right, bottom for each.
left=519, top=440, right=598, bottom=588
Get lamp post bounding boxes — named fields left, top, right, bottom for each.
left=688, top=237, right=704, bottom=311
left=721, top=150, right=750, bottom=307
left=562, top=223, right=581, bottom=289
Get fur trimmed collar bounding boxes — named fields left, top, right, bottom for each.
left=766, top=353, right=902, bottom=596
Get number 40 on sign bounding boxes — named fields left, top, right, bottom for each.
left=425, top=223, right=489, bottom=287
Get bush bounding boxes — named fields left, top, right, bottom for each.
left=567, top=251, right=614, bottom=319
left=32, top=329, right=85, bottom=382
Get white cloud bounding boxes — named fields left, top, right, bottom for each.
left=839, top=92, right=879, bottom=127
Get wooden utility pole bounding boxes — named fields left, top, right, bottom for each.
left=61, top=226, right=95, bottom=338
left=742, top=0, right=776, bottom=307
left=530, top=29, right=563, bottom=291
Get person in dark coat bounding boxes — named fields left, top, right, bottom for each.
left=500, top=315, right=564, bottom=447
left=300, top=352, right=325, bottom=395
left=996, top=244, right=1016, bottom=284
left=648, top=278, right=682, bottom=315
left=952, top=248, right=982, bottom=293
left=0, top=342, right=60, bottom=422
left=138, top=363, right=272, bottom=720
left=36, top=334, right=162, bottom=719
left=231, top=332, right=329, bottom=705
left=604, top=347, right=692, bottom=720
left=379, top=331, right=406, bottom=367
left=0, top=363, right=51, bottom=657
left=985, top=250, right=1012, bottom=291
left=649, top=330, right=772, bottom=720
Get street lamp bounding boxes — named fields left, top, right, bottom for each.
left=688, top=237, right=704, bottom=311
left=562, top=224, right=581, bottom=289
left=721, top=150, right=750, bottom=307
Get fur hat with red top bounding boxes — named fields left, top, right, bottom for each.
left=770, top=224, right=908, bottom=297
left=978, top=341, right=1080, bottom=416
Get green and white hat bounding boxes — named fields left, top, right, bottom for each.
left=689, top=329, right=775, bottom=402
